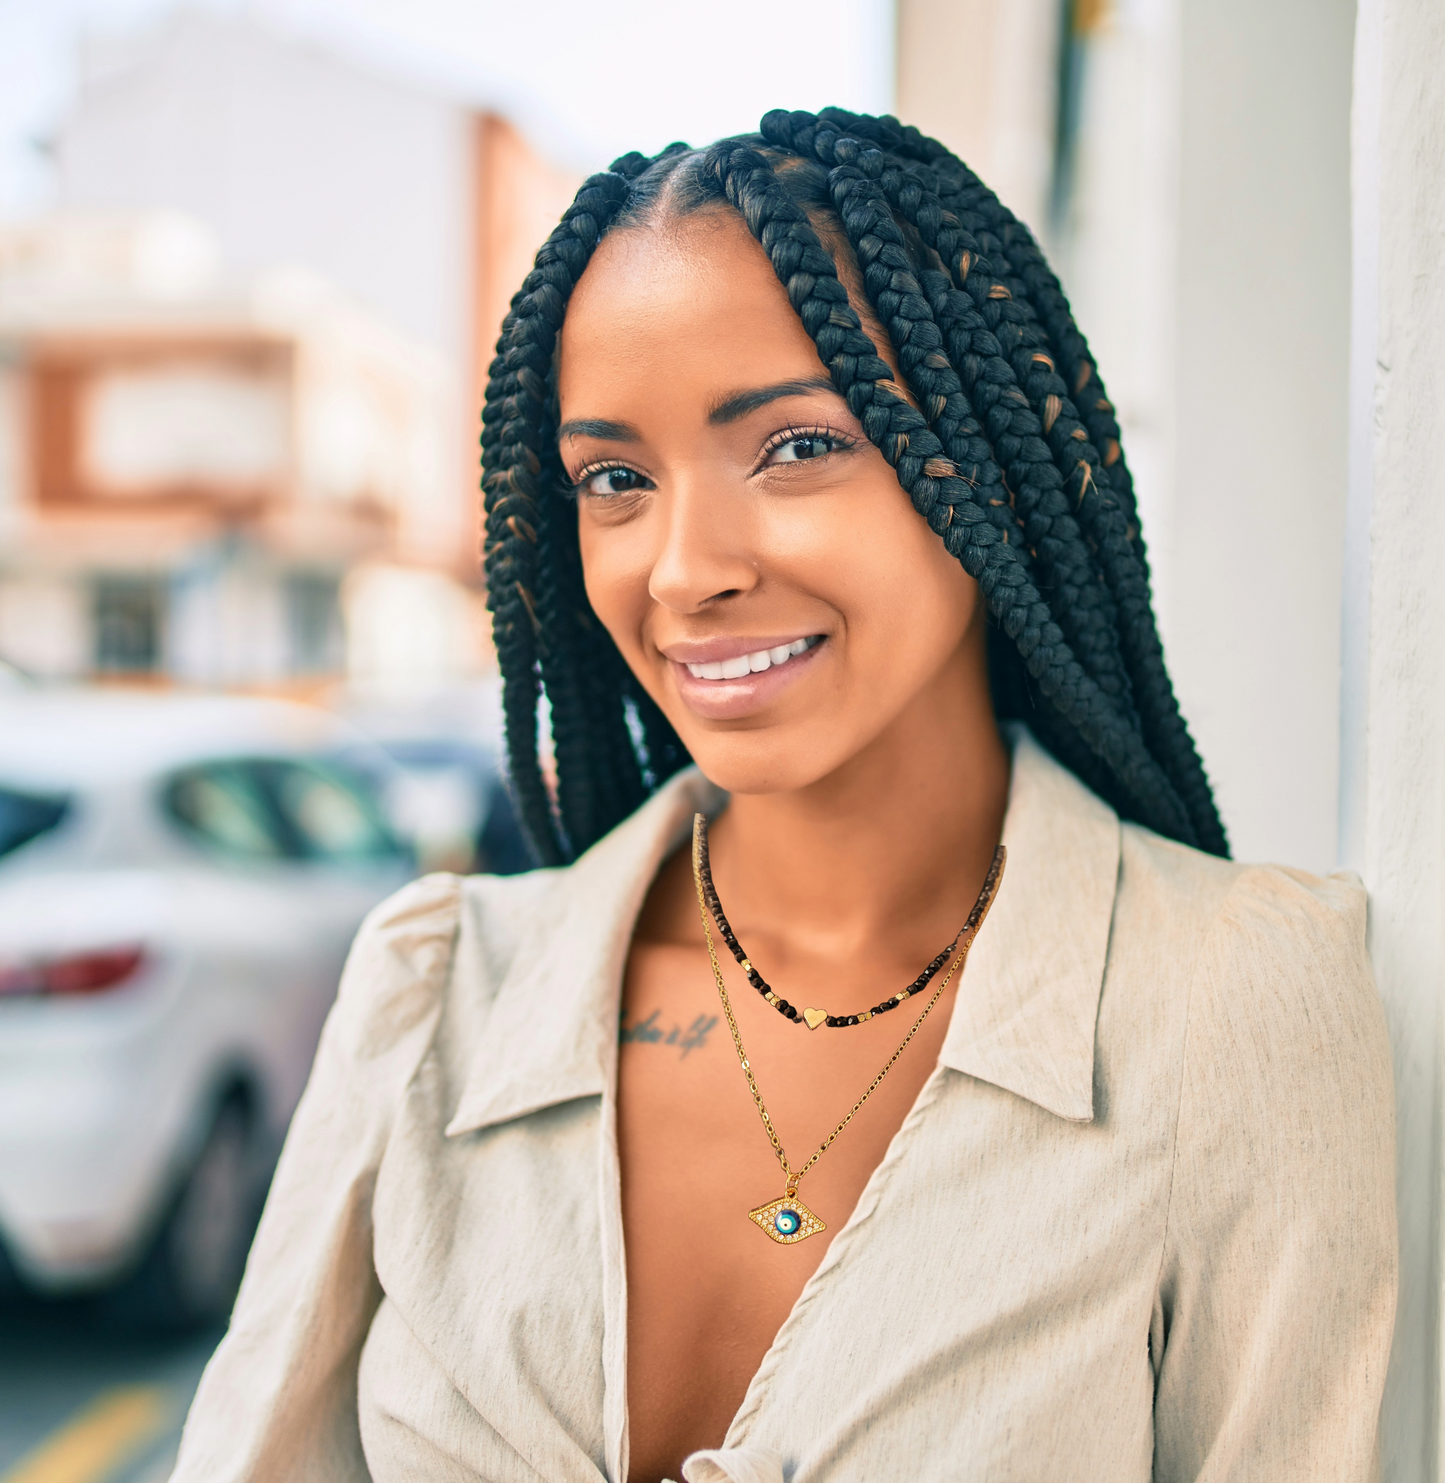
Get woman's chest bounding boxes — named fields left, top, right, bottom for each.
left=360, top=1026, right=1176, bottom=1483
left=617, top=936, right=962, bottom=1478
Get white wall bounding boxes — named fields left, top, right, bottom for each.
left=896, top=0, right=1059, bottom=236
left=1342, top=0, right=1445, bottom=1473
left=1064, top=0, right=1355, bottom=872
left=1167, top=0, right=1355, bottom=872
left=0, top=575, right=89, bottom=678
left=1060, top=0, right=1181, bottom=659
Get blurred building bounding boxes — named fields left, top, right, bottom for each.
left=0, top=211, right=452, bottom=688
left=0, top=10, right=579, bottom=694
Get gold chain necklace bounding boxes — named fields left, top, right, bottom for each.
left=690, top=814, right=1006, bottom=1245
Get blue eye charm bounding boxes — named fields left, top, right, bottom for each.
left=748, top=1193, right=825, bottom=1244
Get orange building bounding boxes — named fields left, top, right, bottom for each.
left=0, top=13, right=578, bottom=692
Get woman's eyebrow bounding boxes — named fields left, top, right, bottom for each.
left=557, top=417, right=639, bottom=444
left=708, top=376, right=838, bottom=425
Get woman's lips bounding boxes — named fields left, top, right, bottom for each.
left=667, top=635, right=826, bottom=721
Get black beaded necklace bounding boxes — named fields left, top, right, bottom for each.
left=693, top=815, right=1007, bottom=1031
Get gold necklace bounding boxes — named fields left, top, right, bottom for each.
left=695, top=813, right=987, bottom=1030
left=690, top=814, right=1005, bottom=1245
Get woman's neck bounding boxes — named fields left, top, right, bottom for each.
left=703, top=652, right=1010, bottom=957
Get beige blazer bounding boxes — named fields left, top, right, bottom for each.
left=170, top=731, right=1397, bottom=1483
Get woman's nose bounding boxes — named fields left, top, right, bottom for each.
left=647, top=472, right=758, bottom=614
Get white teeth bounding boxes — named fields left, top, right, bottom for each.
left=685, top=637, right=818, bottom=680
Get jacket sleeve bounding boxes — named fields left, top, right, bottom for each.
left=170, top=872, right=462, bottom=1483
left=1151, top=868, right=1398, bottom=1481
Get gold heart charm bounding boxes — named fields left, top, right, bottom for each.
left=748, top=1194, right=826, bottom=1244
left=802, top=1006, right=828, bottom=1031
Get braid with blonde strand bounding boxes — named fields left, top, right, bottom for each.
left=480, top=113, right=1227, bottom=863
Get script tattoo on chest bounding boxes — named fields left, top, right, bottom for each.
left=619, top=1009, right=718, bottom=1058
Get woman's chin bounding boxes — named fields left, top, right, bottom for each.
left=674, top=732, right=848, bottom=798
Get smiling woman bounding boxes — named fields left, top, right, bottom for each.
left=488, top=124, right=1226, bottom=865
left=171, top=111, right=1397, bottom=1483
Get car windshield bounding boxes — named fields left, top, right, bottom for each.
left=0, top=785, right=70, bottom=859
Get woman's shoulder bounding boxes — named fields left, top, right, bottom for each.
left=454, top=861, right=572, bottom=976
left=328, top=866, right=569, bottom=1057
left=1117, top=824, right=1388, bottom=1103
left=323, top=872, right=465, bottom=1059
left=1120, top=822, right=1369, bottom=983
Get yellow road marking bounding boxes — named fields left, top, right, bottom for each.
left=0, top=1386, right=171, bottom=1483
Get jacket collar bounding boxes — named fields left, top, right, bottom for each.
left=446, top=729, right=1118, bottom=1137
left=445, top=770, right=721, bottom=1136
left=937, top=729, right=1119, bottom=1121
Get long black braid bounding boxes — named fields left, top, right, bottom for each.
left=481, top=111, right=1227, bottom=865
left=764, top=108, right=1220, bottom=849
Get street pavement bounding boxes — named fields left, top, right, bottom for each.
left=0, top=1294, right=220, bottom=1483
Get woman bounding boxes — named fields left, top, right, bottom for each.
left=173, top=110, right=1397, bottom=1482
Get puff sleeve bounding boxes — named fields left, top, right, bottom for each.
left=170, top=873, right=462, bottom=1483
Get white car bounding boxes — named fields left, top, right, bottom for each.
left=0, top=689, right=412, bottom=1324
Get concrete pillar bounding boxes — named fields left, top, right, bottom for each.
left=1341, top=1, right=1445, bottom=1473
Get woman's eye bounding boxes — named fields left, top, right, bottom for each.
left=767, top=435, right=837, bottom=464
left=579, top=466, right=650, bottom=497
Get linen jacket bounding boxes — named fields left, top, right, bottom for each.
left=170, top=731, right=1398, bottom=1483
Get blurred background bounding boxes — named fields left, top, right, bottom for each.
left=0, top=0, right=1423, bottom=1478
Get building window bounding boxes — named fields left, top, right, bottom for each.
left=287, top=572, right=342, bottom=675
left=93, top=576, right=166, bottom=674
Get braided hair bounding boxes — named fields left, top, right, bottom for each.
left=482, top=109, right=1227, bottom=867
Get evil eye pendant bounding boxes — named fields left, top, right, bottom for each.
left=747, top=1194, right=826, bottom=1245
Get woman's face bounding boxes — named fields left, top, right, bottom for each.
left=557, top=208, right=989, bottom=796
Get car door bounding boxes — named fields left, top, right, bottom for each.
left=161, top=758, right=345, bottom=1137
left=249, top=757, right=413, bottom=1084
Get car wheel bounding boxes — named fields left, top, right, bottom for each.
left=118, top=1097, right=260, bottom=1329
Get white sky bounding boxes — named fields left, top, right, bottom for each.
left=0, top=0, right=897, bottom=219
